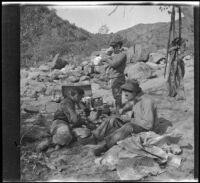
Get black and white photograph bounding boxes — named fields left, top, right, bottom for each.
left=2, top=1, right=199, bottom=182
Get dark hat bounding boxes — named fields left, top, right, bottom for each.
left=121, top=79, right=142, bottom=93
left=110, top=40, right=123, bottom=47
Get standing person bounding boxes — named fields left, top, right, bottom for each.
left=102, top=40, right=127, bottom=115
left=86, top=79, right=158, bottom=156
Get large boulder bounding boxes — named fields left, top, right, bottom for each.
left=52, top=57, right=68, bottom=70
left=125, top=62, right=155, bottom=81
left=148, top=53, right=166, bottom=64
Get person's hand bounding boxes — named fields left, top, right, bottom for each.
left=119, top=109, right=123, bottom=115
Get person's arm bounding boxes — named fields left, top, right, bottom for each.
left=130, top=99, right=156, bottom=130
left=107, top=53, right=126, bottom=69
left=61, top=99, right=79, bottom=124
left=119, top=101, right=134, bottom=115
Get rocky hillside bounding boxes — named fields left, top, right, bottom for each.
left=20, top=6, right=131, bottom=68
left=117, top=17, right=194, bottom=54
left=21, top=6, right=194, bottom=68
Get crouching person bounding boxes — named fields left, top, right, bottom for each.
left=88, top=79, right=158, bottom=156
left=51, top=88, right=87, bottom=149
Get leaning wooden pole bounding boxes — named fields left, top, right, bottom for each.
left=164, top=6, right=175, bottom=78
left=179, top=7, right=182, bottom=43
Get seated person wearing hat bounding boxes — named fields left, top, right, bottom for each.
left=89, top=79, right=158, bottom=156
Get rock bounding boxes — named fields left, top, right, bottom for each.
left=20, top=70, right=29, bottom=79
left=125, top=62, right=154, bottom=81
left=45, top=85, right=61, bottom=96
left=73, top=128, right=91, bottom=138
left=81, top=61, right=89, bottom=66
left=148, top=53, right=166, bottom=64
left=91, top=51, right=101, bottom=57
left=183, top=55, right=192, bottom=62
left=27, top=72, right=40, bottom=80
left=80, top=76, right=90, bottom=81
left=68, top=75, right=80, bottom=83
left=48, top=69, right=63, bottom=80
left=157, top=48, right=167, bottom=55
left=94, top=65, right=107, bottom=74
left=24, top=106, right=39, bottom=114
left=91, top=56, right=102, bottom=66
left=72, top=71, right=83, bottom=78
left=36, top=137, right=52, bottom=152
left=51, top=120, right=73, bottom=146
left=52, top=57, right=68, bottom=70
left=38, top=65, right=50, bottom=72
left=83, top=65, right=94, bottom=75
left=21, top=124, right=51, bottom=143
left=36, top=73, right=49, bottom=82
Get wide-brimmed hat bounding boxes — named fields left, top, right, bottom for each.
left=121, top=79, right=142, bottom=93
left=110, top=41, right=123, bottom=47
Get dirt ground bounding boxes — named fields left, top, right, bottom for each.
left=20, top=60, right=195, bottom=181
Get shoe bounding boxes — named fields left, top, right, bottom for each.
left=78, top=134, right=97, bottom=145
left=92, top=144, right=108, bottom=156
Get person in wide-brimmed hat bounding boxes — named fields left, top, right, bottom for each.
left=86, top=79, right=159, bottom=156
left=101, top=39, right=127, bottom=115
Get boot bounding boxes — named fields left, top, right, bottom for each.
left=92, top=143, right=108, bottom=156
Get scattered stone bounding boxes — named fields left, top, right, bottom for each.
left=73, top=127, right=91, bottom=139
left=20, top=70, right=29, bottom=79
left=24, top=106, right=39, bottom=114
left=68, top=75, right=80, bottom=83
left=80, top=76, right=90, bottom=81
left=148, top=53, right=166, bottom=64
left=36, top=137, right=52, bottom=152
left=38, top=65, right=50, bottom=72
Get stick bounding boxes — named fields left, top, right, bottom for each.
left=164, top=6, right=174, bottom=78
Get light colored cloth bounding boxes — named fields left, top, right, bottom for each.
left=131, top=94, right=159, bottom=131
left=95, top=131, right=182, bottom=180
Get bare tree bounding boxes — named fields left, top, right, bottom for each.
left=98, top=24, right=110, bottom=34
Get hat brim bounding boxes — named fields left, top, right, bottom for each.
left=121, top=84, right=133, bottom=92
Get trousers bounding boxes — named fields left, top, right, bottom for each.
left=93, top=117, right=147, bottom=149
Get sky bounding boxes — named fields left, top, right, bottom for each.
left=48, top=5, right=181, bottom=34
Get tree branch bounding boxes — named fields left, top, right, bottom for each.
left=108, top=6, right=118, bottom=16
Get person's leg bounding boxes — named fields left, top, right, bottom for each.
left=111, top=76, right=125, bottom=115
left=105, top=122, right=147, bottom=149
left=92, top=117, right=125, bottom=141
left=93, top=122, right=147, bottom=156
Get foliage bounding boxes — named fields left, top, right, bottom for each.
left=98, top=24, right=110, bottom=34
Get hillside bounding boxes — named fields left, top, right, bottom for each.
left=20, top=6, right=131, bottom=67
left=117, top=17, right=194, bottom=54
left=20, top=6, right=194, bottom=68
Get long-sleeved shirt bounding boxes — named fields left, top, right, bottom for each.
left=103, top=51, right=127, bottom=79
left=120, top=94, right=158, bottom=131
